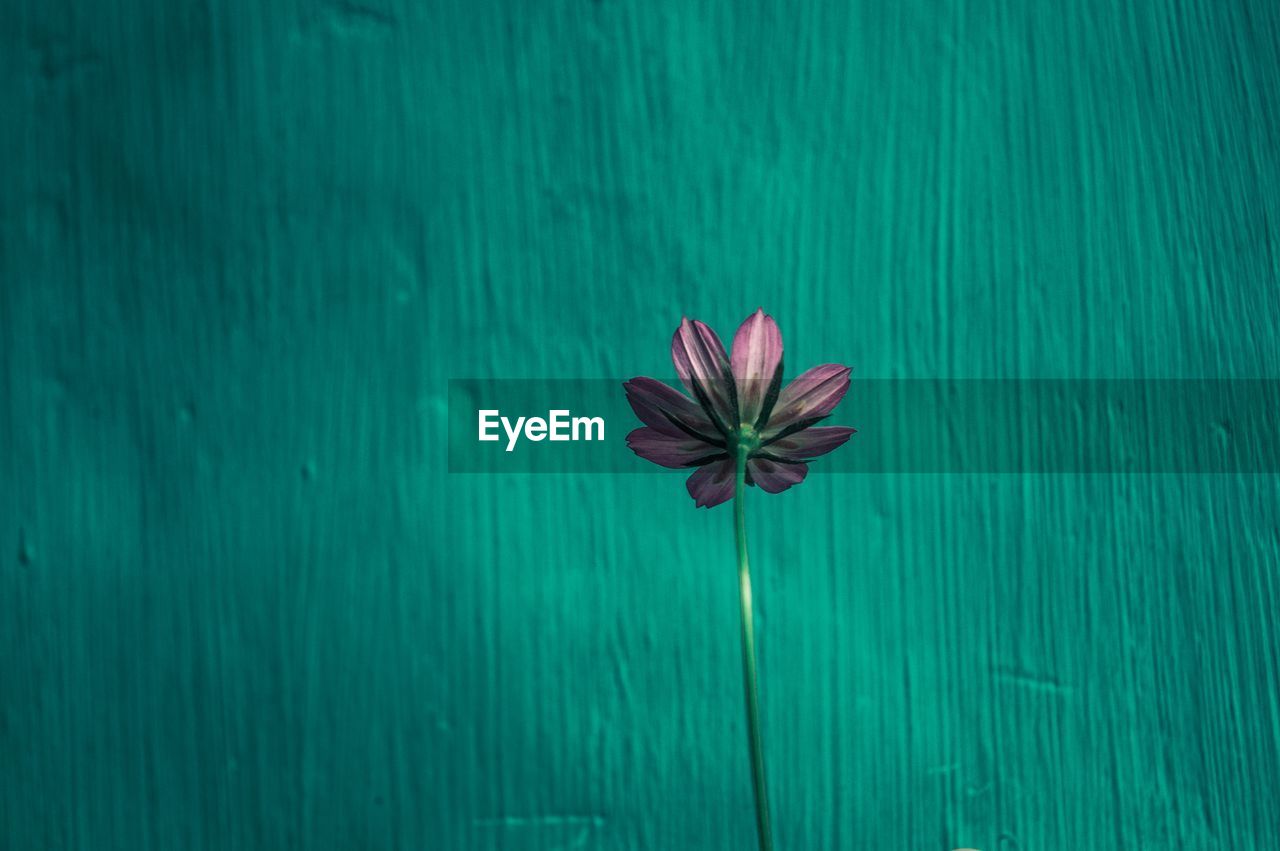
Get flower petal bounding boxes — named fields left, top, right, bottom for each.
left=685, top=458, right=737, bottom=508
left=627, top=427, right=725, bottom=469
left=671, top=318, right=738, bottom=435
left=730, top=308, right=784, bottom=429
left=766, top=426, right=856, bottom=461
left=623, top=377, right=721, bottom=443
left=746, top=458, right=809, bottom=494
left=762, top=364, right=851, bottom=439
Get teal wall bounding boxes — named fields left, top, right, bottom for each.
left=4, top=1, right=1280, bottom=848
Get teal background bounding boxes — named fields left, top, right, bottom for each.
left=3, top=1, right=1279, bottom=849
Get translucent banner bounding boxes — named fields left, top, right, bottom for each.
left=448, top=379, right=1280, bottom=473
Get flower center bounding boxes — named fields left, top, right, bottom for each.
left=735, top=423, right=761, bottom=455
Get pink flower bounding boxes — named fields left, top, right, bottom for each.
left=625, top=309, right=854, bottom=507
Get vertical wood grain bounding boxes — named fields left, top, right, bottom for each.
left=3, top=0, right=1278, bottom=848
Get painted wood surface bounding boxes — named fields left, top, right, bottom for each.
left=3, top=1, right=1279, bottom=848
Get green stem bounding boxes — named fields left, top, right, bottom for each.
left=734, top=444, right=774, bottom=851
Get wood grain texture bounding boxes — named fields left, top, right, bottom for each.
left=3, top=1, right=1279, bottom=848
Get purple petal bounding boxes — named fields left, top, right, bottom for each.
left=685, top=458, right=737, bottom=508
left=623, top=377, right=720, bottom=441
left=767, top=426, right=856, bottom=461
left=746, top=458, right=809, bottom=494
left=671, top=318, right=738, bottom=434
left=627, top=427, right=724, bottom=469
left=730, top=308, right=784, bottom=429
left=762, top=364, right=851, bottom=439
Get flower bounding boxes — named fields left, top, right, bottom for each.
left=625, top=309, right=854, bottom=507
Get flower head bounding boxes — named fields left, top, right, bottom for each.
left=625, top=309, right=854, bottom=507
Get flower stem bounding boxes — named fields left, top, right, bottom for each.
left=734, top=445, right=774, bottom=851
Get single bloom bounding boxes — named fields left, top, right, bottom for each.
left=625, top=309, right=855, bottom=507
